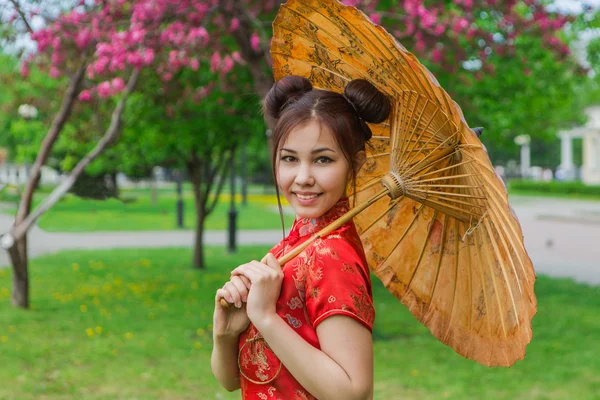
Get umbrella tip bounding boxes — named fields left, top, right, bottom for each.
left=472, top=127, right=484, bottom=138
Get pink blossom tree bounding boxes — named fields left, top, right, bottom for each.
left=0, top=0, right=576, bottom=308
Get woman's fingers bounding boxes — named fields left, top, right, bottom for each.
left=238, top=274, right=251, bottom=290
left=215, top=288, right=233, bottom=305
left=231, top=263, right=264, bottom=283
left=223, top=281, right=243, bottom=308
left=229, top=276, right=249, bottom=303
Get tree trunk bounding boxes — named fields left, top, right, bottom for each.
left=188, top=158, right=206, bottom=269
left=8, top=236, right=28, bottom=308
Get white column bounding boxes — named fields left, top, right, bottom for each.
left=558, top=133, right=576, bottom=181
left=520, top=143, right=530, bottom=178
left=560, top=134, right=574, bottom=169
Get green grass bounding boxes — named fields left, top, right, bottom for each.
left=0, top=247, right=598, bottom=399
left=0, top=187, right=294, bottom=232
left=508, top=180, right=600, bottom=201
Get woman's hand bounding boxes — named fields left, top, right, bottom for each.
left=213, top=275, right=252, bottom=338
left=230, top=253, right=283, bottom=324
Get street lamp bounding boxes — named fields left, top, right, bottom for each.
left=174, top=169, right=184, bottom=228
left=514, top=134, right=531, bottom=179
left=228, top=148, right=237, bottom=253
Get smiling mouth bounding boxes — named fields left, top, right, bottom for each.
left=295, top=193, right=321, bottom=200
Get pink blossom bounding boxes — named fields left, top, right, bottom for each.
left=143, top=49, right=155, bottom=65
left=190, top=58, right=200, bottom=71
left=79, top=90, right=92, bottom=101
left=463, top=0, right=473, bottom=8
left=162, top=72, right=173, bottom=81
left=232, top=51, right=244, bottom=64
left=111, top=77, right=125, bottom=91
left=341, top=0, right=361, bottom=6
left=49, top=66, right=61, bottom=78
left=97, top=81, right=111, bottom=98
left=421, top=11, right=437, bottom=29
left=210, top=52, right=221, bottom=72
left=229, top=18, right=240, bottom=32
left=453, top=17, right=469, bottom=33
left=20, top=62, right=30, bottom=78
left=222, top=55, right=234, bottom=74
left=75, top=29, right=92, bottom=49
left=369, top=13, right=381, bottom=25
left=432, top=47, right=443, bottom=63
left=250, top=32, right=261, bottom=52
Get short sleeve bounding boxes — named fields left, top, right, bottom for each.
left=304, top=238, right=375, bottom=331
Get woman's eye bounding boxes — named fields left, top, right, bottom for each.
left=315, top=156, right=333, bottom=164
left=281, top=155, right=296, bottom=162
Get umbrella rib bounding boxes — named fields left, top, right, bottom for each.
left=483, top=218, right=520, bottom=328
left=417, top=159, right=476, bottom=179
left=401, top=108, right=447, bottom=170
left=409, top=188, right=487, bottom=201
left=406, top=195, right=480, bottom=221
left=482, top=180, right=532, bottom=288
left=405, top=209, right=439, bottom=297
left=465, top=222, right=473, bottom=337
left=399, top=93, right=429, bottom=164
left=352, top=177, right=384, bottom=196
left=413, top=173, right=478, bottom=184
left=427, top=213, right=449, bottom=314
left=411, top=183, right=485, bottom=190
left=403, top=132, right=458, bottom=176
left=367, top=203, right=425, bottom=266
left=478, top=221, right=509, bottom=338
left=358, top=199, right=403, bottom=237
left=444, top=218, right=461, bottom=340
left=484, top=202, right=525, bottom=295
left=473, top=230, right=493, bottom=341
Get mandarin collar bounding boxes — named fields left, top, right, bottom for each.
left=289, top=198, right=350, bottom=239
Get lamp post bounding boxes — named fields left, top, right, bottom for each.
left=514, top=134, right=531, bottom=179
left=241, top=136, right=248, bottom=206
left=175, top=169, right=184, bottom=228
left=228, top=148, right=237, bottom=253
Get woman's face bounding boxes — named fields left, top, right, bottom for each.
left=277, top=120, right=351, bottom=219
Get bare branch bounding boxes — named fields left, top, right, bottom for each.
left=8, top=0, right=34, bottom=34
left=15, top=60, right=87, bottom=226
left=5, top=69, right=140, bottom=246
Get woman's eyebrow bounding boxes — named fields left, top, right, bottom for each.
left=280, top=147, right=336, bottom=154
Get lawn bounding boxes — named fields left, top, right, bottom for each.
left=0, top=247, right=598, bottom=399
left=0, top=186, right=294, bottom=232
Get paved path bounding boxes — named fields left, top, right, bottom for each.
left=1, top=196, right=598, bottom=285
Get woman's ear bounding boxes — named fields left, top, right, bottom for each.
left=354, top=150, right=367, bottom=174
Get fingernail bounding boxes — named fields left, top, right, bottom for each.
left=236, top=303, right=242, bottom=309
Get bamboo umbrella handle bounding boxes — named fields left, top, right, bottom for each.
left=218, top=187, right=390, bottom=308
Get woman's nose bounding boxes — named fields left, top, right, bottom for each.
left=294, top=163, right=314, bottom=186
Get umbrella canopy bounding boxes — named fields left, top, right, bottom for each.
left=271, top=0, right=536, bottom=367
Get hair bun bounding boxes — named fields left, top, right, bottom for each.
left=344, top=79, right=391, bottom=124
left=264, top=75, right=313, bottom=119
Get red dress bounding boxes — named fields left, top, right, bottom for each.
left=238, top=199, right=376, bottom=400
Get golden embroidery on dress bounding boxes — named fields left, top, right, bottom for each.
left=238, top=328, right=282, bottom=385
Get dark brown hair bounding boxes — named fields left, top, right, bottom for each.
left=264, top=75, right=391, bottom=196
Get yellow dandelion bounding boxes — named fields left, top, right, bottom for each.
left=114, top=278, right=122, bottom=286
left=207, top=324, right=213, bottom=330
left=1, top=336, right=8, bottom=343
left=194, top=342, right=203, bottom=349
left=71, top=263, right=80, bottom=271
left=9, top=326, right=15, bottom=333
left=196, top=328, right=205, bottom=336
left=86, top=328, right=94, bottom=337
left=95, top=326, right=103, bottom=334
left=124, top=332, right=133, bottom=340
left=80, top=305, right=88, bottom=312
left=1, top=288, right=8, bottom=296
left=140, top=259, right=151, bottom=267
left=191, top=282, right=198, bottom=290
left=411, top=370, right=420, bottom=377
left=93, top=297, right=100, bottom=306
left=111, top=349, right=118, bottom=356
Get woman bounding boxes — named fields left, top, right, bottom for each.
left=211, top=75, right=391, bottom=400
